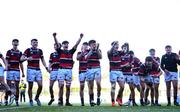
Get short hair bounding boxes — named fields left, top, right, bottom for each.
left=12, top=39, right=19, bottom=43
left=129, top=50, right=134, bottom=55
left=83, top=42, right=88, bottom=45
left=165, top=45, right=171, bottom=49
left=145, top=56, right=153, bottom=62
left=62, top=40, right=69, bottom=44
left=121, top=42, right=129, bottom=49
left=111, top=41, right=118, bottom=46
left=88, top=40, right=96, bottom=45
left=31, top=39, right=38, bottom=42
left=149, top=48, right=155, bottom=52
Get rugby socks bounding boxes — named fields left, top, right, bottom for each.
left=81, top=98, right=84, bottom=105
left=89, top=93, right=94, bottom=103
left=167, top=97, right=171, bottom=104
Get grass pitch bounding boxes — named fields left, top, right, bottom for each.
left=0, top=104, right=180, bottom=112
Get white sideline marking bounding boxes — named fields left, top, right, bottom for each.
left=0, top=106, right=30, bottom=111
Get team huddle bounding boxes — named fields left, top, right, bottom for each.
left=0, top=33, right=180, bottom=107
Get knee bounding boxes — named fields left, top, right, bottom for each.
left=38, top=84, right=43, bottom=89
left=97, top=83, right=101, bottom=89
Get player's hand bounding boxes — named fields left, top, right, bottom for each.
left=96, top=43, right=99, bottom=50
left=53, top=32, right=57, bottom=37
left=164, top=69, right=170, bottom=75
left=80, top=33, right=84, bottom=38
left=27, top=57, right=33, bottom=61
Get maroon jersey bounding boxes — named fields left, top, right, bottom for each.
left=107, top=50, right=122, bottom=71
left=49, top=52, right=60, bottom=71
left=56, top=48, right=76, bottom=69
left=121, top=52, right=132, bottom=74
left=151, top=56, right=161, bottom=76
left=23, top=48, right=43, bottom=70
left=138, top=63, right=159, bottom=76
left=77, top=51, right=88, bottom=73
left=6, top=49, right=22, bottom=71
left=131, top=57, right=141, bottom=75
left=87, top=50, right=101, bottom=69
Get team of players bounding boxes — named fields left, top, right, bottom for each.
left=0, top=33, right=179, bottom=107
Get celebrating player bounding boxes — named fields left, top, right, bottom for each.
left=77, top=42, right=89, bottom=106
left=21, top=39, right=48, bottom=106
left=53, top=33, right=83, bottom=106
left=107, top=41, right=125, bottom=107
left=85, top=40, right=102, bottom=106
left=48, top=43, right=61, bottom=106
left=5, top=39, right=24, bottom=106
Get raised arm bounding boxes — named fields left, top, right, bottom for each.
left=77, top=52, right=84, bottom=60
left=53, top=32, right=61, bottom=48
left=73, top=33, right=83, bottom=49
left=96, top=44, right=102, bottom=59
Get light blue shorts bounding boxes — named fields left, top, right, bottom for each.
left=164, top=72, right=178, bottom=82
left=86, top=68, right=101, bottom=81
left=110, top=71, right=124, bottom=83
left=79, top=72, right=87, bottom=82
left=58, top=69, right=72, bottom=82
left=27, top=69, right=42, bottom=82
left=50, top=70, right=59, bottom=81
left=6, top=71, right=20, bottom=81
left=0, top=67, right=4, bottom=77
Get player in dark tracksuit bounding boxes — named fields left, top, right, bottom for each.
left=160, top=45, right=180, bottom=106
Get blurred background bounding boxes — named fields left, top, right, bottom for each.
left=0, top=0, right=180, bottom=104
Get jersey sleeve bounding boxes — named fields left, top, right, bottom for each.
left=49, top=53, right=53, bottom=63
left=6, top=50, right=11, bottom=60
left=23, top=48, right=30, bottom=57
left=70, top=47, right=76, bottom=54
left=39, top=49, right=44, bottom=59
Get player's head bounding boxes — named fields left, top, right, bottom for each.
left=62, top=41, right=69, bottom=50
left=88, top=40, right=96, bottom=50
left=165, top=45, right=172, bottom=54
left=149, top=48, right=155, bottom=57
left=12, top=39, right=19, bottom=48
left=129, top=50, right=134, bottom=57
left=111, top=41, right=119, bottom=50
left=121, top=43, right=129, bottom=53
left=145, top=56, right=153, bottom=66
left=54, top=43, right=61, bottom=50
left=81, top=42, right=88, bottom=51
left=31, top=39, right=38, bottom=48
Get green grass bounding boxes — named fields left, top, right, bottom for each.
left=0, top=104, right=180, bottom=112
